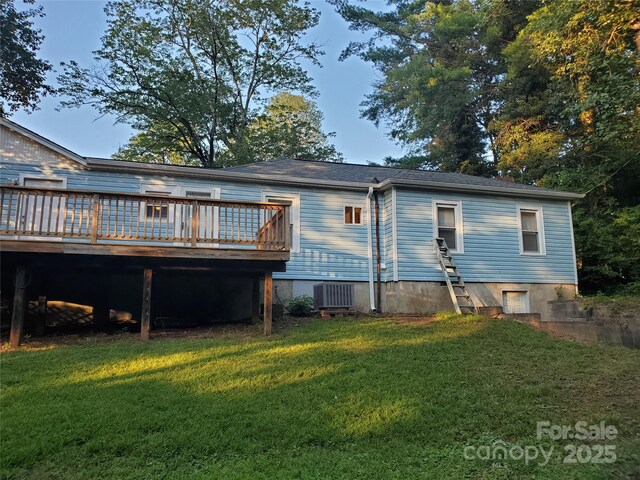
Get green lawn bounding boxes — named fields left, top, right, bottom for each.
left=1, top=315, right=639, bottom=479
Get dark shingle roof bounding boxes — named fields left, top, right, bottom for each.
left=2, top=118, right=581, bottom=199
left=225, top=158, right=564, bottom=194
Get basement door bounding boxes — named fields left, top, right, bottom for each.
left=502, top=291, right=530, bottom=314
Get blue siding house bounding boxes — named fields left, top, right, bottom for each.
left=0, top=118, right=582, bottom=342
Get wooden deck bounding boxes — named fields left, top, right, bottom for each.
left=1, top=186, right=291, bottom=346
left=0, top=185, right=290, bottom=261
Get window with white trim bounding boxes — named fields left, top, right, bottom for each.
left=433, top=201, right=464, bottom=252
left=517, top=206, right=546, bottom=255
left=140, top=183, right=178, bottom=222
left=344, top=206, right=363, bottom=225
left=262, top=192, right=300, bottom=253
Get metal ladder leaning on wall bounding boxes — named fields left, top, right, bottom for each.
left=433, top=237, right=477, bottom=314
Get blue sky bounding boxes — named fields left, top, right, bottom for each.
left=11, top=0, right=405, bottom=164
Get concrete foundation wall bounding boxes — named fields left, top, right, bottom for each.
left=275, top=279, right=576, bottom=320
left=274, top=280, right=373, bottom=312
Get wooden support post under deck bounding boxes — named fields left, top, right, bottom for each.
left=9, top=265, right=28, bottom=348
left=251, top=277, right=260, bottom=324
left=140, top=268, right=153, bottom=340
left=263, top=272, right=273, bottom=336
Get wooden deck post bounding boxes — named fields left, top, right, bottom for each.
left=9, top=265, right=28, bottom=348
left=263, top=272, right=272, bottom=336
left=251, top=277, right=260, bottom=324
left=140, top=268, right=153, bottom=340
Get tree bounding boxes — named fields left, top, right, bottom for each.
left=59, top=0, right=323, bottom=168
left=502, top=0, right=640, bottom=293
left=112, top=122, right=200, bottom=165
left=243, top=92, right=343, bottom=162
left=336, top=0, right=639, bottom=293
left=333, top=0, right=540, bottom=175
left=497, top=0, right=639, bottom=189
left=0, top=0, right=54, bottom=116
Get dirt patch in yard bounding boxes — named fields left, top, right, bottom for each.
left=1, top=315, right=330, bottom=350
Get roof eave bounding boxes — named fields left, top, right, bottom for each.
left=87, top=158, right=585, bottom=199
left=85, top=157, right=373, bottom=191
left=379, top=178, right=585, bottom=200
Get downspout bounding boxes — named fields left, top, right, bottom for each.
left=366, top=187, right=375, bottom=311
left=373, top=190, right=382, bottom=313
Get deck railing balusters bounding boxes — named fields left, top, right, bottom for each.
left=3, top=189, right=11, bottom=233
left=60, top=193, right=67, bottom=236
left=1, top=186, right=289, bottom=251
left=38, top=191, right=46, bottom=235
left=29, top=192, right=36, bottom=233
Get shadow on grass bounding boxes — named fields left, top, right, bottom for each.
left=1, top=316, right=639, bottom=479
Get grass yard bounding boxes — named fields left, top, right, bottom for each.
left=1, top=314, right=639, bottom=479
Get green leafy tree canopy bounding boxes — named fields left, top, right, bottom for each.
left=0, top=0, right=54, bottom=116
left=333, top=0, right=540, bottom=175
left=59, top=0, right=323, bottom=168
left=244, top=92, right=343, bottom=163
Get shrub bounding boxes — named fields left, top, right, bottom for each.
left=286, top=295, right=315, bottom=316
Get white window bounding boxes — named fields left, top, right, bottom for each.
left=262, top=191, right=300, bottom=253
left=433, top=200, right=464, bottom=253
left=344, top=205, right=363, bottom=225
left=140, top=183, right=179, bottom=222
left=502, top=291, right=530, bottom=314
left=517, top=205, right=546, bottom=255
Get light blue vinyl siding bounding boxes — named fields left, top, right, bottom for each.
left=1, top=126, right=578, bottom=285
left=0, top=133, right=373, bottom=281
left=383, top=190, right=394, bottom=282
left=395, top=189, right=577, bottom=284
left=258, top=185, right=371, bottom=281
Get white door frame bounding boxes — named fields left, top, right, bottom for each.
left=501, top=290, right=530, bottom=314
left=262, top=191, right=300, bottom=253
left=179, top=186, right=221, bottom=246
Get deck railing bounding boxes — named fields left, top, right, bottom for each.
left=0, top=185, right=290, bottom=251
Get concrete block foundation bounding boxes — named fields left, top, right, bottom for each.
left=274, top=279, right=577, bottom=320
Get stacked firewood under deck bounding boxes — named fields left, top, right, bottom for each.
left=0, top=186, right=291, bottom=347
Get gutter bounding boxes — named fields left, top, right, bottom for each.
left=88, top=158, right=583, bottom=200
left=366, top=187, right=376, bottom=311
left=378, top=178, right=584, bottom=201
left=85, top=158, right=373, bottom=192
